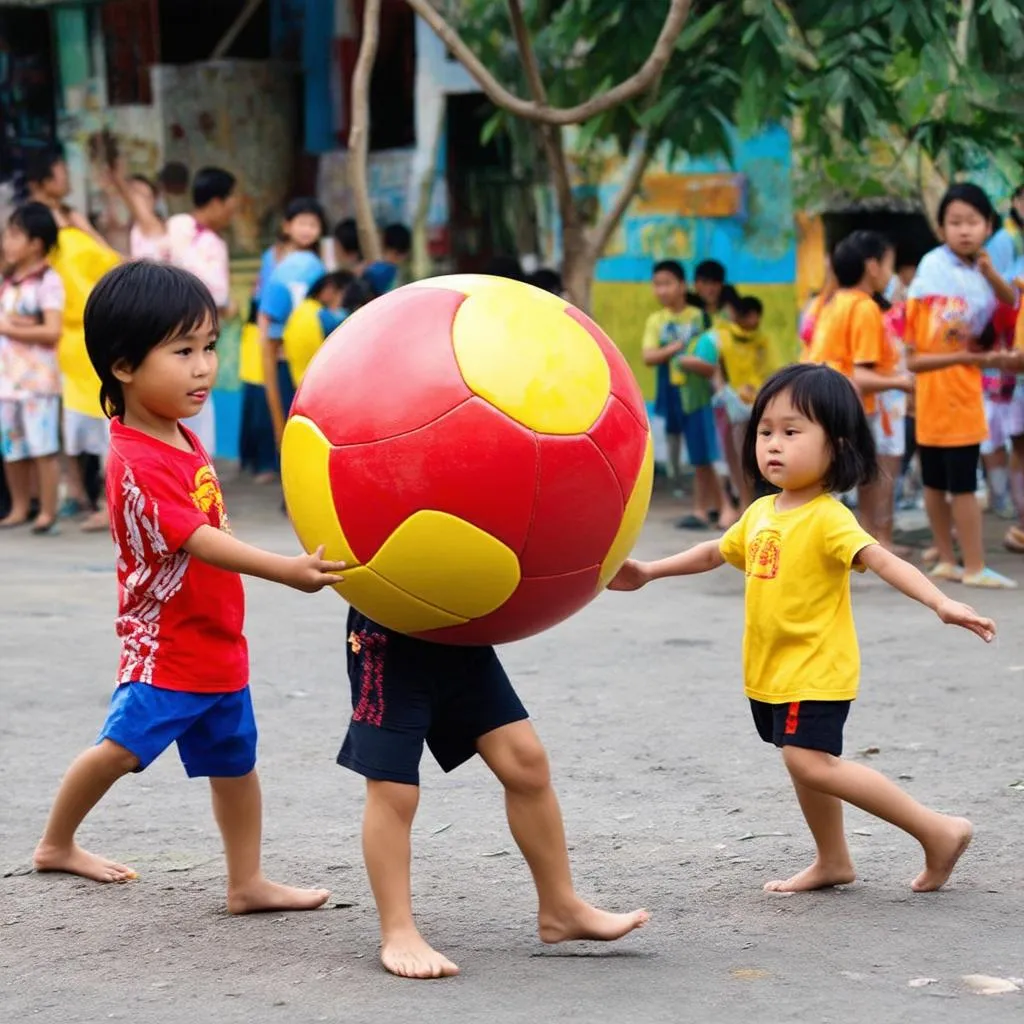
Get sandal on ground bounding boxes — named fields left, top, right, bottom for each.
left=0, top=517, right=29, bottom=529
left=58, top=497, right=85, bottom=518
left=922, top=546, right=939, bottom=566
left=675, top=513, right=711, bottom=530
left=929, top=562, right=964, bottom=582
left=30, top=519, right=60, bottom=536
left=962, top=567, right=1018, bottom=589
left=80, top=510, right=109, bottom=532
left=1003, top=525, right=1024, bottom=553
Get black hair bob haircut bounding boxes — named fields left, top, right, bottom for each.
left=9, top=201, right=59, bottom=253
left=742, top=363, right=878, bottom=495
left=84, top=261, right=219, bottom=420
left=831, top=230, right=890, bottom=288
left=937, top=182, right=995, bottom=227
left=284, top=196, right=329, bottom=239
left=652, top=258, right=685, bottom=281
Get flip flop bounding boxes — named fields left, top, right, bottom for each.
left=1004, top=526, right=1024, bottom=554
left=31, top=520, right=60, bottom=536
left=928, top=562, right=964, bottom=582
left=675, top=514, right=711, bottom=530
left=963, top=567, right=1018, bottom=589
left=0, top=518, right=29, bottom=529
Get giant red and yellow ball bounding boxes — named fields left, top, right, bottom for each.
left=281, top=274, right=652, bottom=645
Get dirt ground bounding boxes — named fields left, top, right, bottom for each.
left=2, top=482, right=1022, bottom=1024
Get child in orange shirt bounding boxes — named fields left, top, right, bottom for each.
left=906, top=183, right=1017, bottom=589
left=806, top=231, right=912, bottom=545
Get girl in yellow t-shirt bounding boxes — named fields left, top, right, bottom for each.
left=610, top=363, right=995, bottom=895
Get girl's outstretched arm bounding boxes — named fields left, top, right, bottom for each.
left=857, top=544, right=996, bottom=642
left=608, top=540, right=725, bottom=591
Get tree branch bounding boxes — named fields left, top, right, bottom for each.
left=505, top=0, right=577, bottom=231
left=350, top=0, right=383, bottom=263
left=586, top=137, right=657, bottom=261
left=405, top=0, right=692, bottom=126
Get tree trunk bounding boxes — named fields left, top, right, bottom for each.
left=349, top=0, right=383, bottom=263
left=411, top=103, right=445, bottom=281
left=562, top=235, right=595, bottom=311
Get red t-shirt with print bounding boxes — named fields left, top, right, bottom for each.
left=105, top=418, right=248, bottom=692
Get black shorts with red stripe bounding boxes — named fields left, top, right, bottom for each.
left=749, top=699, right=851, bottom=757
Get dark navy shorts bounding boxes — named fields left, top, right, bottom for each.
left=338, top=610, right=529, bottom=785
left=99, top=682, right=258, bottom=778
left=750, top=699, right=851, bottom=757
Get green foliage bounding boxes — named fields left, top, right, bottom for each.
left=445, top=0, right=1024, bottom=213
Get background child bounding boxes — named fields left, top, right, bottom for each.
left=338, top=608, right=648, bottom=979
left=807, top=231, right=912, bottom=546
left=281, top=270, right=354, bottom=387
left=611, top=363, right=992, bottom=895
left=642, top=260, right=705, bottom=498
left=0, top=203, right=64, bottom=533
left=906, top=183, right=1017, bottom=589
left=34, top=261, right=345, bottom=910
left=693, top=259, right=728, bottom=326
left=361, top=222, right=411, bottom=296
left=258, top=198, right=329, bottom=447
left=713, top=295, right=770, bottom=515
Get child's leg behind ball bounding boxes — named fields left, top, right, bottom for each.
left=476, top=720, right=649, bottom=943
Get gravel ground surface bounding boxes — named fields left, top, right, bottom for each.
left=2, top=481, right=1022, bottom=1024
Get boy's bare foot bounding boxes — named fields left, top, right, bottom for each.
left=538, top=900, right=649, bottom=944
left=380, top=928, right=460, bottom=979
left=912, top=817, right=973, bottom=892
left=226, top=878, right=330, bottom=915
left=763, top=859, right=856, bottom=893
left=33, top=842, right=137, bottom=883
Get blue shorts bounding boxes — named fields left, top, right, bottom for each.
left=683, top=404, right=719, bottom=466
left=99, top=683, right=258, bottom=778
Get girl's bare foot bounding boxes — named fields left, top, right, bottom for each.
left=33, top=841, right=137, bottom=883
left=763, top=859, right=856, bottom=893
left=380, top=928, right=460, bottom=979
left=226, top=877, right=330, bottom=915
left=912, top=817, right=973, bottom=892
left=538, top=900, right=649, bottom=943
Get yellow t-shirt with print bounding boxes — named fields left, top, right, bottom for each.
left=51, top=227, right=121, bottom=417
left=718, top=322, right=770, bottom=394
left=719, top=493, right=876, bottom=704
left=238, top=322, right=264, bottom=385
left=282, top=296, right=326, bottom=387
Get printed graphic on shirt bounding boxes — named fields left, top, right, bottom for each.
left=747, top=527, right=781, bottom=580
left=189, top=464, right=229, bottom=530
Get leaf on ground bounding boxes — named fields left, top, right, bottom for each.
left=730, top=968, right=770, bottom=980
left=858, top=746, right=881, bottom=756
left=852, top=828, right=873, bottom=836
left=738, top=831, right=789, bottom=840
left=431, top=823, right=453, bottom=835
left=908, top=977, right=938, bottom=988
left=481, top=849, right=510, bottom=858
left=1008, top=780, right=1024, bottom=791
left=962, top=974, right=1021, bottom=995
left=898, top=774, right=914, bottom=781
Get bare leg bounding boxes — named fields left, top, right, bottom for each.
left=34, top=739, right=140, bottom=881
left=949, top=492, right=984, bottom=576
left=362, top=779, right=459, bottom=978
left=209, top=771, right=330, bottom=915
left=781, top=747, right=972, bottom=892
left=923, top=486, right=955, bottom=566
left=764, top=775, right=856, bottom=892
left=62, top=454, right=89, bottom=506
left=476, top=721, right=648, bottom=943
left=0, top=458, right=32, bottom=525
left=34, top=454, right=61, bottom=529
left=666, top=432, right=683, bottom=495
left=693, top=465, right=722, bottom=522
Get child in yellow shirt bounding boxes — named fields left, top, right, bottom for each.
left=611, top=363, right=993, bottom=895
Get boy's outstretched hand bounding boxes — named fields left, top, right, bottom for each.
left=608, top=559, right=651, bottom=591
left=936, top=597, right=996, bottom=642
left=284, top=546, right=347, bottom=593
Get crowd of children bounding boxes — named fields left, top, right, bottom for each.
left=646, top=179, right=1024, bottom=591
left=0, top=146, right=411, bottom=529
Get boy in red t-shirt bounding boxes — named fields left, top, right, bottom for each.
left=33, top=261, right=346, bottom=914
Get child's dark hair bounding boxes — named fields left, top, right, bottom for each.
left=742, top=363, right=878, bottom=494
left=158, top=161, right=190, bottom=193
left=84, top=261, right=219, bottom=420
left=308, top=270, right=354, bottom=302
left=831, top=230, right=889, bottom=288
left=382, top=223, right=411, bottom=255
left=284, top=196, right=329, bottom=239
left=192, top=167, right=236, bottom=208
left=695, top=259, right=726, bottom=283
left=720, top=283, right=741, bottom=312
left=736, top=295, right=763, bottom=319
left=8, top=202, right=59, bottom=254
left=24, top=146, right=65, bottom=186
left=529, top=267, right=563, bottom=295
left=344, top=277, right=377, bottom=311
left=652, top=259, right=685, bottom=281
left=937, top=183, right=995, bottom=227
left=130, top=174, right=157, bottom=197
left=333, top=217, right=362, bottom=257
